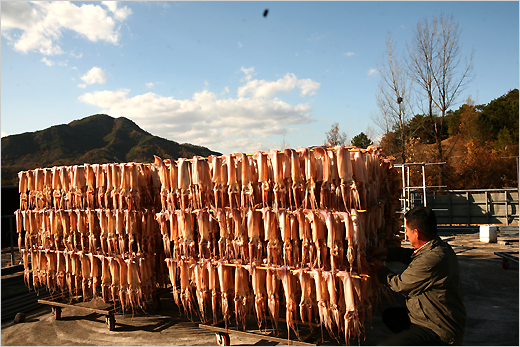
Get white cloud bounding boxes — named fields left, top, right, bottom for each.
left=367, top=68, right=378, bottom=76
left=146, top=82, right=154, bottom=89
left=41, top=57, right=54, bottom=66
left=343, top=52, right=355, bottom=57
left=80, top=67, right=108, bottom=85
left=101, top=1, right=132, bottom=21
left=41, top=55, right=67, bottom=67
left=1, top=1, right=131, bottom=56
left=220, top=86, right=230, bottom=96
left=237, top=42, right=243, bottom=48
left=241, top=67, right=256, bottom=81
left=1, top=131, right=8, bottom=137
left=78, top=72, right=319, bottom=153
left=70, top=52, right=83, bottom=59
left=238, top=72, right=320, bottom=98
left=78, top=84, right=87, bottom=89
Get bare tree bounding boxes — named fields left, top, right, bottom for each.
left=407, top=15, right=437, bottom=127
left=364, top=125, right=376, bottom=144
left=375, top=33, right=413, bottom=163
left=408, top=14, right=474, bottom=153
left=323, top=122, right=348, bottom=147
left=407, top=13, right=474, bottom=185
left=432, top=13, right=474, bottom=152
left=279, top=136, right=290, bottom=150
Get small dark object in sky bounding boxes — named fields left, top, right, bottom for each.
left=263, top=9, right=268, bottom=17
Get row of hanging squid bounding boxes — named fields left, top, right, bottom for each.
left=15, top=207, right=170, bottom=312
left=17, top=162, right=159, bottom=212
left=166, top=256, right=378, bottom=344
left=22, top=248, right=169, bottom=314
left=16, top=145, right=401, bottom=344
left=152, top=145, right=401, bottom=344
left=16, top=145, right=399, bottom=214
left=15, top=208, right=160, bottom=256
left=153, top=145, right=399, bottom=213
left=159, top=206, right=397, bottom=344
left=155, top=206, right=387, bottom=273
left=16, top=162, right=165, bottom=312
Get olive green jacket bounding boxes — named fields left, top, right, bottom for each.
left=377, top=236, right=466, bottom=345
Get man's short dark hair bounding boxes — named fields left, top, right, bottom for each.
left=405, top=206, right=437, bottom=239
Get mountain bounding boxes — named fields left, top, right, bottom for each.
left=1, top=114, right=221, bottom=186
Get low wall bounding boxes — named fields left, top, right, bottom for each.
left=411, top=188, right=519, bottom=226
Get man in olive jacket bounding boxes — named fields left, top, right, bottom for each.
left=369, top=206, right=466, bottom=345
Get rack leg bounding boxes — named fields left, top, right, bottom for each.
left=502, top=258, right=510, bottom=270
left=52, top=307, right=62, bottom=320
left=155, top=295, right=162, bottom=311
left=215, top=332, right=230, bottom=346
left=106, top=313, right=116, bottom=331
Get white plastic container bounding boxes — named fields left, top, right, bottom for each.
left=479, top=225, right=498, bottom=243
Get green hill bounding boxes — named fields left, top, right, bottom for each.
left=380, top=89, right=519, bottom=189
left=1, top=114, right=221, bottom=186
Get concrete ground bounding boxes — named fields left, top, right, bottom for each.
left=2, top=228, right=518, bottom=346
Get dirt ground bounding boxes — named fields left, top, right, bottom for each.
left=1, top=229, right=518, bottom=346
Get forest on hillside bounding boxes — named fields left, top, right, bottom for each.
left=322, top=88, right=518, bottom=190
left=379, top=89, right=519, bottom=190
left=369, top=13, right=518, bottom=190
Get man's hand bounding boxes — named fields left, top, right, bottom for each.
left=367, top=246, right=387, bottom=273
left=367, top=246, right=388, bottom=258
left=369, top=257, right=385, bottom=273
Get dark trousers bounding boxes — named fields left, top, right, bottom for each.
left=378, top=307, right=447, bottom=346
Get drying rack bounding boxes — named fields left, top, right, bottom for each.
left=191, top=260, right=368, bottom=345
left=38, top=292, right=119, bottom=330
left=199, top=311, right=345, bottom=346
left=494, top=251, right=519, bottom=269
left=37, top=288, right=167, bottom=331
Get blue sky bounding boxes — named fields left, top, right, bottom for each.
left=1, top=1, right=518, bottom=155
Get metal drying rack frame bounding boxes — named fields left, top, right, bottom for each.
left=37, top=287, right=168, bottom=331
left=198, top=311, right=342, bottom=346
left=37, top=291, right=119, bottom=330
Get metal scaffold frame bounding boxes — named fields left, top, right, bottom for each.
left=393, top=162, right=446, bottom=239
